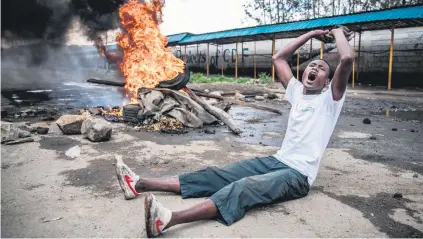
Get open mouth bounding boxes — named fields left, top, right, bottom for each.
left=308, top=71, right=317, bottom=81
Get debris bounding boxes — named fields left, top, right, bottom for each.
left=263, top=94, right=269, bottom=99
left=19, top=124, right=37, bottom=133
left=18, top=129, right=31, bottom=138
left=392, top=128, right=398, bottom=131
left=369, top=136, right=377, bottom=140
left=41, top=115, right=56, bottom=121
left=186, top=88, right=241, bottom=134
left=391, top=105, right=397, bottom=109
left=139, top=116, right=183, bottom=132
left=234, top=92, right=246, bottom=101
left=204, top=89, right=210, bottom=93
left=87, top=78, right=125, bottom=87
left=65, top=146, right=80, bottom=159
left=5, top=138, right=35, bottom=145
left=81, top=118, right=113, bottom=142
left=160, top=129, right=188, bottom=135
left=1, top=122, right=20, bottom=143
left=393, top=193, right=403, bottom=199
left=88, top=108, right=102, bottom=116
left=42, top=217, right=63, bottom=223
left=249, top=133, right=254, bottom=137
left=37, top=123, right=50, bottom=135
left=350, top=124, right=355, bottom=126
left=1, top=109, right=7, bottom=118
left=371, top=213, right=374, bottom=217
left=56, top=115, right=90, bottom=135
left=204, top=129, right=216, bottom=134
left=255, top=95, right=265, bottom=101
left=410, top=129, right=416, bottom=133
left=267, top=93, right=278, bottom=99
left=413, top=174, right=418, bottom=178
left=104, top=114, right=120, bottom=122
left=363, top=118, right=371, bottom=124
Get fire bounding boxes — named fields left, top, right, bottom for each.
left=117, top=0, right=185, bottom=101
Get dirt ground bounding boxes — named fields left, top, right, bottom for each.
left=1, top=69, right=423, bottom=237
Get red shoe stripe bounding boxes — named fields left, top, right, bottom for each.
left=156, top=219, right=164, bottom=234
left=124, top=175, right=140, bottom=196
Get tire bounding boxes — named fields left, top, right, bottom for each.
left=157, top=64, right=190, bottom=90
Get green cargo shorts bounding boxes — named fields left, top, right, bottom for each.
left=178, top=156, right=310, bottom=226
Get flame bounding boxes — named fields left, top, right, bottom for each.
left=117, top=0, right=185, bottom=101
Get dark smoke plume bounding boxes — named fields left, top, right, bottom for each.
left=1, top=0, right=125, bottom=65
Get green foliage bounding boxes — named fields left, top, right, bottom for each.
left=189, top=72, right=250, bottom=84
left=258, top=72, right=272, bottom=84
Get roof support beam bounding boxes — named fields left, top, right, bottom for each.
left=388, top=26, right=395, bottom=90
left=272, top=37, right=276, bottom=82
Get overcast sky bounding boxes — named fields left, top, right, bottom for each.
left=159, top=0, right=251, bottom=35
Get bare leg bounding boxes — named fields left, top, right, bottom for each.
left=136, top=177, right=180, bottom=193
left=164, top=199, right=218, bottom=229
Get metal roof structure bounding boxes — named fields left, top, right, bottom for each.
left=166, top=32, right=193, bottom=46
left=169, top=5, right=423, bottom=45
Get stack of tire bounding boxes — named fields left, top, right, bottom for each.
left=122, top=104, right=141, bottom=123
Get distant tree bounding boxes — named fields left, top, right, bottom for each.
left=243, top=0, right=422, bottom=25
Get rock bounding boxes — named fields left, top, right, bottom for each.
left=392, top=128, right=398, bottom=131
left=81, top=118, right=112, bottom=142
left=391, top=105, right=397, bottom=109
left=37, top=123, right=50, bottom=135
left=1, top=122, right=20, bottom=143
left=410, top=129, right=415, bottom=133
left=413, top=174, right=418, bottom=178
left=234, top=92, right=246, bottom=101
left=56, top=115, right=89, bottom=135
left=65, top=146, right=80, bottom=159
left=18, top=129, right=31, bottom=138
left=369, top=136, right=377, bottom=140
left=204, top=129, right=216, bottom=134
left=88, top=108, right=101, bottom=115
left=204, top=89, right=210, bottom=93
left=363, top=118, right=371, bottom=124
left=350, top=124, right=355, bottom=126
left=393, top=193, right=403, bottom=199
left=255, top=95, right=265, bottom=101
left=263, top=94, right=269, bottom=99
left=249, top=133, right=254, bottom=137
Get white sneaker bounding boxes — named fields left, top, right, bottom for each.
left=114, top=154, right=140, bottom=199
left=144, top=193, right=172, bottom=238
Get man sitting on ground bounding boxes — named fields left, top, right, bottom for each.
left=115, top=27, right=354, bottom=237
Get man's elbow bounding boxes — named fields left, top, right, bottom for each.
left=340, top=55, right=354, bottom=65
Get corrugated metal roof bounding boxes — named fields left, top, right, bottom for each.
left=177, top=5, right=423, bottom=45
left=166, top=32, right=192, bottom=46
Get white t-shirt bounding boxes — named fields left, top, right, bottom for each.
left=274, top=77, right=345, bottom=186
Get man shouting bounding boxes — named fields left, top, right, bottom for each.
left=115, top=27, right=354, bottom=237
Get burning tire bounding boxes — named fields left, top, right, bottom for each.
left=157, top=64, right=190, bottom=90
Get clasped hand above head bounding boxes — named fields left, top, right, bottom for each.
left=310, top=26, right=354, bottom=43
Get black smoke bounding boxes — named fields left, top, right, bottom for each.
left=1, top=0, right=125, bottom=65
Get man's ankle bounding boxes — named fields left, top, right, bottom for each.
left=135, top=178, right=147, bottom=192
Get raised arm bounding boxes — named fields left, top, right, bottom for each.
left=272, top=30, right=329, bottom=88
left=330, top=27, right=354, bottom=101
